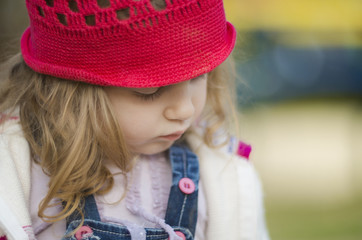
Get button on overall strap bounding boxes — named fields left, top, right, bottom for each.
left=165, top=144, right=199, bottom=237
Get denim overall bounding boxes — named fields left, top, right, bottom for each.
left=62, top=144, right=199, bottom=240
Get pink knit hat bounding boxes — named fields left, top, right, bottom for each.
left=21, top=0, right=236, bottom=87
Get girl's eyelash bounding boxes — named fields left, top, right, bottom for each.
left=134, top=88, right=163, bottom=101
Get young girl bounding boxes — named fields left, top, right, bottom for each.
left=0, top=0, right=269, bottom=239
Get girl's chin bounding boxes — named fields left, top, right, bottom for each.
left=130, top=141, right=174, bottom=156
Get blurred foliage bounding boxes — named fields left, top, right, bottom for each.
left=223, top=1, right=362, bottom=240
left=266, top=200, right=362, bottom=240
left=223, top=0, right=362, bottom=32
left=0, top=0, right=28, bottom=60
left=221, top=0, right=362, bottom=105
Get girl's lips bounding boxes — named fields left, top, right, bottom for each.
left=160, top=131, right=184, bottom=141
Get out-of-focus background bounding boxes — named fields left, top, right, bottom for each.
left=1, top=0, right=361, bottom=239
left=223, top=0, right=362, bottom=239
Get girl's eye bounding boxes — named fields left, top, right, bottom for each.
left=133, top=88, right=163, bottom=101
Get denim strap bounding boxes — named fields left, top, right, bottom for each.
left=65, top=195, right=101, bottom=228
left=65, top=144, right=199, bottom=237
left=164, top=144, right=199, bottom=236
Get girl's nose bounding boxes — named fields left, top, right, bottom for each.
left=164, top=82, right=195, bottom=121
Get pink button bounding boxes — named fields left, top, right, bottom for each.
left=169, top=231, right=186, bottom=240
left=75, top=226, right=93, bottom=240
left=179, top=177, right=195, bottom=194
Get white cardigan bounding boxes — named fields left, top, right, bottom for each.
left=0, top=118, right=269, bottom=240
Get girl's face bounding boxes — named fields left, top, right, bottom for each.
left=105, top=74, right=207, bottom=155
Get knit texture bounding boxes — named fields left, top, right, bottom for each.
left=21, top=0, right=236, bottom=87
left=0, top=118, right=32, bottom=240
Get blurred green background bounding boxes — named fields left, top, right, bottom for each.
left=1, top=0, right=362, bottom=239
left=223, top=0, right=362, bottom=239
